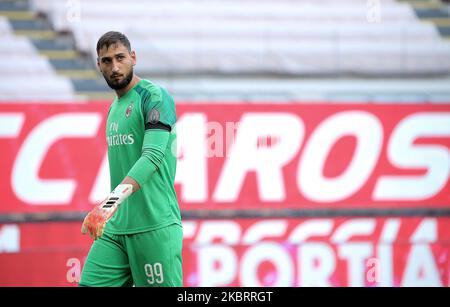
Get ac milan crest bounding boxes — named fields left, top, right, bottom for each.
left=125, top=101, right=134, bottom=118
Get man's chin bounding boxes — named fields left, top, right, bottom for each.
left=107, top=79, right=128, bottom=90
left=103, top=71, right=133, bottom=90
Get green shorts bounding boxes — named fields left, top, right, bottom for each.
left=79, top=224, right=183, bottom=287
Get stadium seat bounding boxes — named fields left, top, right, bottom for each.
left=31, top=0, right=450, bottom=76
left=0, top=16, right=75, bottom=101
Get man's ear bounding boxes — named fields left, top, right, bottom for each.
left=131, top=51, right=136, bottom=66
left=97, top=58, right=101, bottom=71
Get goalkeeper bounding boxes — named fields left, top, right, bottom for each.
left=79, top=31, right=182, bottom=287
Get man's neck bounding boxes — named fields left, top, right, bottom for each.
left=115, top=75, right=141, bottom=98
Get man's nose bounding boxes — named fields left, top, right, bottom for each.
left=112, top=62, right=120, bottom=73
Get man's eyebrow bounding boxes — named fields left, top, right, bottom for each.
left=100, top=53, right=127, bottom=60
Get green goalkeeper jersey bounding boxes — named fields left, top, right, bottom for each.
left=104, top=79, right=181, bottom=234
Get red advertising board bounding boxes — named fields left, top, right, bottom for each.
left=0, top=103, right=449, bottom=213
left=0, top=217, right=449, bottom=286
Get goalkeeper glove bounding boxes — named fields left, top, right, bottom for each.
left=81, top=184, right=133, bottom=240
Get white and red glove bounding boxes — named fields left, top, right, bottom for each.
left=81, top=184, right=133, bottom=240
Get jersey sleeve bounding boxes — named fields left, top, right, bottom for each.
left=127, top=129, right=170, bottom=186
left=141, top=85, right=176, bottom=132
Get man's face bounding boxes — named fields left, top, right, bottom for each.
left=97, top=42, right=136, bottom=90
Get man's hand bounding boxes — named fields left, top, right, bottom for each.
left=81, top=184, right=133, bottom=240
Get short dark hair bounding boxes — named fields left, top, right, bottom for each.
left=96, top=31, right=131, bottom=55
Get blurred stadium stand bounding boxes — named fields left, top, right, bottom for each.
left=0, top=0, right=449, bottom=102
left=0, top=12, right=75, bottom=100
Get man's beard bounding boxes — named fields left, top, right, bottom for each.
left=104, top=69, right=133, bottom=90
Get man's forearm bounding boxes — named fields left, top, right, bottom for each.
left=127, top=129, right=170, bottom=187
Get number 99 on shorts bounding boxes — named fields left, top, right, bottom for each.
left=144, top=263, right=164, bottom=285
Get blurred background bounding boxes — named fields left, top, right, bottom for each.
left=0, top=0, right=449, bottom=286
